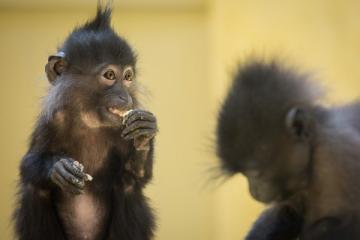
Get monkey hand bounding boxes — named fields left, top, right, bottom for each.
left=121, top=109, right=158, bottom=150
left=49, top=157, right=92, bottom=194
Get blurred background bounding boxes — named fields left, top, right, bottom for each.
left=0, top=0, right=359, bottom=239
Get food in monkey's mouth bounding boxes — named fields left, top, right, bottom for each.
left=108, top=107, right=126, bottom=116
left=108, top=107, right=134, bottom=125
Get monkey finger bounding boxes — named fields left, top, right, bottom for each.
left=125, top=111, right=156, bottom=126
left=126, top=114, right=156, bottom=126
left=51, top=172, right=67, bottom=192
left=61, top=158, right=87, bottom=180
left=60, top=158, right=84, bottom=172
left=52, top=171, right=83, bottom=195
left=123, top=127, right=156, bottom=139
left=125, top=109, right=154, bottom=118
left=121, top=121, right=156, bottom=137
left=55, top=164, right=85, bottom=190
left=122, top=109, right=142, bottom=123
left=123, top=128, right=156, bottom=140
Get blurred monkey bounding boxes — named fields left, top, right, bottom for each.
left=217, top=59, right=360, bottom=240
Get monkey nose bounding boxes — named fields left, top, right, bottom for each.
left=113, top=95, right=132, bottom=109
left=118, top=96, right=128, bottom=103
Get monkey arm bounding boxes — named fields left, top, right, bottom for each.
left=123, top=139, right=154, bottom=189
left=20, top=120, right=86, bottom=193
left=19, top=120, right=59, bottom=190
left=120, top=109, right=157, bottom=189
left=20, top=152, right=60, bottom=190
left=245, top=204, right=303, bottom=240
left=22, top=149, right=89, bottom=194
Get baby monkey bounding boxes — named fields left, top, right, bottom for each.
left=14, top=5, right=157, bottom=240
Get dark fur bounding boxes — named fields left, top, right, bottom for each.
left=62, top=6, right=136, bottom=73
left=216, top=59, right=360, bottom=239
left=13, top=5, right=155, bottom=240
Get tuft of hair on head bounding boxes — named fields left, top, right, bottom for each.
left=82, top=4, right=112, bottom=32
left=57, top=2, right=136, bottom=73
left=216, top=58, right=324, bottom=173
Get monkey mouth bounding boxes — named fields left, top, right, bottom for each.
left=107, top=107, right=128, bottom=117
left=106, top=107, right=133, bottom=125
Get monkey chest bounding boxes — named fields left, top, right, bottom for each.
left=57, top=192, right=109, bottom=240
left=68, top=136, right=112, bottom=175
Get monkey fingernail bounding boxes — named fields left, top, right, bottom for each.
left=73, top=161, right=80, bottom=168
left=85, top=173, right=93, bottom=181
left=72, top=161, right=84, bottom=172
left=71, top=177, right=79, bottom=184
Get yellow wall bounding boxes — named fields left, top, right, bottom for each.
left=0, top=1, right=359, bottom=239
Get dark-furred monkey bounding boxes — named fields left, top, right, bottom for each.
left=217, top=59, right=360, bottom=240
left=14, top=5, right=157, bottom=240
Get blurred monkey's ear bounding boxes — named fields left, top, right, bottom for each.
left=45, top=51, right=67, bottom=84
left=285, top=107, right=313, bottom=141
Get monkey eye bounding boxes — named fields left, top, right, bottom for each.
left=103, top=70, right=116, bottom=80
left=123, top=67, right=134, bottom=82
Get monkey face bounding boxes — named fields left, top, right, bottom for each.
left=216, top=113, right=312, bottom=203
left=230, top=141, right=285, bottom=203
left=71, top=63, right=137, bottom=128
left=96, top=64, right=136, bottom=126
left=44, top=8, right=138, bottom=128
left=230, top=135, right=311, bottom=203
left=45, top=60, right=137, bottom=128
left=241, top=162, right=292, bottom=203
left=245, top=174, right=282, bottom=203
left=216, top=59, right=319, bottom=204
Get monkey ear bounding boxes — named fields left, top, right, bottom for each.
left=285, top=107, right=312, bottom=141
left=45, top=51, right=67, bottom=84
